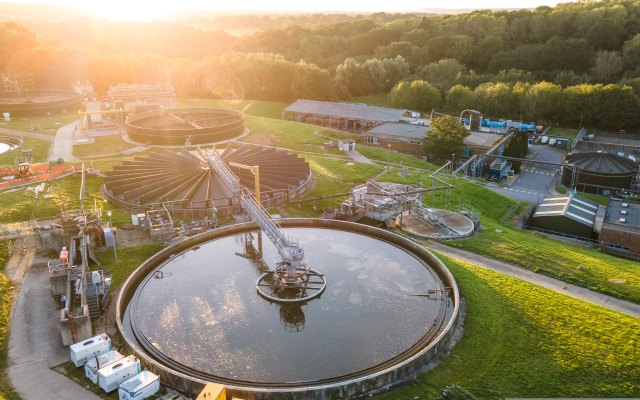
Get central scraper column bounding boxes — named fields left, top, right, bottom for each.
left=200, top=148, right=326, bottom=303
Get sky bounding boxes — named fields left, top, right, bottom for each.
left=9, top=0, right=562, bottom=21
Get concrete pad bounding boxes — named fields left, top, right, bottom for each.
left=8, top=360, right=102, bottom=400
left=8, top=259, right=102, bottom=400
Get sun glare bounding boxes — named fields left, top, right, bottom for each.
left=79, top=2, right=175, bottom=22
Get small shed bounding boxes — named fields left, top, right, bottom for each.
left=530, top=193, right=599, bottom=239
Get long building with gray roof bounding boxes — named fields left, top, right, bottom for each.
left=282, top=99, right=411, bottom=133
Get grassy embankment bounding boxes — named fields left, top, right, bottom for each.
left=377, top=255, right=640, bottom=399
left=379, top=168, right=640, bottom=304
left=282, top=151, right=640, bottom=304
left=0, top=175, right=130, bottom=225
left=0, top=244, right=21, bottom=400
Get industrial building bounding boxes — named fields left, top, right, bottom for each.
left=530, top=193, right=599, bottom=239
left=107, top=82, right=177, bottom=112
left=561, top=151, right=638, bottom=194
left=362, top=122, right=427, bottom=155
left=282, top=99, right=413, bottom=132
left=573, top=129, right=640, bottom=161
left=362, top=121, right=504, bottom=156
left=599, top=199, right=640, bottom=255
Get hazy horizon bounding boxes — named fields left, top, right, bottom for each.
left=2, top=0, right=562, bottom=21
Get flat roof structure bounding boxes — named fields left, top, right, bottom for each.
left=603, top=199, right=640, bottom=230
left=365, top=122, right=428, bottom=140
left=600, top=199, right=640, bottom=254
left=463, top=131, right=505, bottom=150
left=533, top=194, right=599, bottom=227
left=531, top=193, right=599, bottom=238
left=284, top=99, right=408, bottom=122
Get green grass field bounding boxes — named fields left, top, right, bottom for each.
left=0, top=175, right=105, bottom=222
left=547, top=127, right=580, bottom=139
left=0, top=136, right=52, bottom=165
left=243, top=115, right=358, bottom=154
left=95, top=244, right=166, bottom=288
left=0, top=243, right=20, bottom=400
left=0, top=111, right=79, bottom=135
left=73, top=136, right=136, bottom=159
left=284, top=154, right=384, bottom=216
left=376, top=255, right=640, bottom=399
left=370, top=172, right=640, bottom=304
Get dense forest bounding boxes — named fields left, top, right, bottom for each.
left=2, top=0, right=640, bottom=129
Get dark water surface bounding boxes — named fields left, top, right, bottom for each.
left=127, top=228, right=445, bottom=383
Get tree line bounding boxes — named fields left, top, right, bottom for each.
left=3, top=1, right=640, bottom=129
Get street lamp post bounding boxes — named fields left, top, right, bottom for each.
left=107, top=210, right=117, bottom=261
left=451, top=153, right=455, bottom=174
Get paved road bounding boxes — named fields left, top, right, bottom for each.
left=345, top=150, right=374, bottom=164
left=7, top=251, right=102, bottom=400
left=426, top=240, right=640, bottom=319
left=48, top=122, right=78, bottom=162
left=487, top=144, right=566, bottom=203
left=0, top=128, right=54, bottom=142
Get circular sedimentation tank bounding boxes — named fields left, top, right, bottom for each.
left=125, top=108, right=245, bottom=146
left=0, top=136, right=22, bottom=155
left=117, top=219, right=459, bottom=399
left=0, top=89, right=81, bottom=117
left=103, top=144, right=312, bottom=213
left=399, top=209, right=475, bottom=239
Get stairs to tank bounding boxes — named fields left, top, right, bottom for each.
left=85, top=283, right=100, bottom=318
left=39, top=230, right=64, bottom=252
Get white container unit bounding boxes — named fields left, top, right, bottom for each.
left=118, top=371, right=160, bottom=400
left=70, top=333, right=111, bottom=367
left=84, top=350, right=124, bottom=384
left=98, top=355, right=141, bottom=393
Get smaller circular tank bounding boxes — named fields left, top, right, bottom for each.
left=561, top=152, right=637, bottom=194
left=125, top=108, right=245, bottom=146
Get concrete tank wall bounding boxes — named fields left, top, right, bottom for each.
left=116, top=219, right=460, bottom=400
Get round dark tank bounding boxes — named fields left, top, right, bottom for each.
left=125, top=107, right=245, bottom=146
left=117, top=219, right=460, bottom=399
left=561, top=151, right=637, bottom=194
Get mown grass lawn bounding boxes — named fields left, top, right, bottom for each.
left=0, top=175, right=105, bottom=222
left=284, top=154, right=384, bottom=216
left=73, top=136, right=136, bottom=159
left=376, top=255, right=640, bottom=399
left=547, top=127, right=580, bottom=139
left=0, top=111, right=79, bottom=135
left=376, top=173, right=640, bottom=304
left=244, top=115, right=358, bottom=154
left=0, top=136, right=52, bottom=165
left=95, top=244, right=166, bottom=288
left=0, top=244, right=21, bottom=400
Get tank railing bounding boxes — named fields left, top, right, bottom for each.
left=240, top=190, right=304, bottom=268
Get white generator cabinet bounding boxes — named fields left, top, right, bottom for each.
left=69, top=333, right=111, bottom=367
left=84, top=350, right=124, bottom=384
left=98, top=355, right=141, bottom=393
left=118, top=371, right=160, bottom=400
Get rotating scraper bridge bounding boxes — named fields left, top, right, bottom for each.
left=103, top=144, right=313, bottom=218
